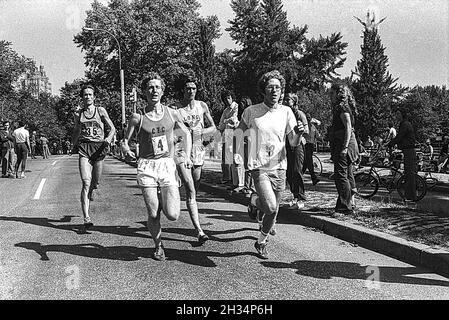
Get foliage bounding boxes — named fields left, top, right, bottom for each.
left=227, top=0, right=347, bottom=102
left=0, top=41, right=35, bottom=96
left=351, top=17, right=406, bottom=141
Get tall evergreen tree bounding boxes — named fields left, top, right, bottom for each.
left=352, top=11, right=406, bottom=140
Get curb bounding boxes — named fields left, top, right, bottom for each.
left=200, top=181, right=449, bottom=279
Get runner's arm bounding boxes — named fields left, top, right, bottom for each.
left=171, top=109, right=192, bottom=166
left=122, top=113, right=140, bottom=158
left=99, top=107, right=116, bottom=144
left=201, top=102, right=217, bottom=136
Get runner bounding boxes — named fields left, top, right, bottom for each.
left=72, top=84, right=116, bottom=230
left=122, top=73, right=193, bottom=260
left=234, top=70, right=305, bottom=259
left=171, top=75, right=217, bottom=244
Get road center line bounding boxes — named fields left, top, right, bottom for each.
left=33, top=178, right=47, bottom=200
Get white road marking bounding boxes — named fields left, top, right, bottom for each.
left=52, top=161, right=57, bottom=166
left=33, top=178, right=47, bottom=200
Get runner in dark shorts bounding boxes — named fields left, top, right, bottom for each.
left=72, top=84, right=116, bottom=230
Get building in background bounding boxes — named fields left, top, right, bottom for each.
left=17, top=64, right=52, bottom=98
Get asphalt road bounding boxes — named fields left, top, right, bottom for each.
left=1, top=155, right=449, bottom=300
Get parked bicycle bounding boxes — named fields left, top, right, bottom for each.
left=416, top=151, right=439, bottom=190
left=354, top=146, right=427, bottom=201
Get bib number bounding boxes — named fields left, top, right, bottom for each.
left=152, top=135, right=168, bottom=155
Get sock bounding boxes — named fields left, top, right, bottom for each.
left=258, top=231, right=269, bottom=244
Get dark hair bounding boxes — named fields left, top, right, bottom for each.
left=18, top=120, right=25, bottom=127
left=79, top=84, right=95, bottom=97
left=141, top=72, right=166, bottom=92
left=220, top=90, right=234, bottom=104
left=240, top=96, right=252, bottom=108
left=182, top=74, right=198, bottom=90
left=396, top=107, right=409, bottom=120
left=257, top=70, right=286, bottom=95
left=285, top=92, right=299, bottom=106
left=388, top=122, right=394, bottom=127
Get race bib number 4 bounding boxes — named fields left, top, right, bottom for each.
left=152, top=135, right=169, bottom=155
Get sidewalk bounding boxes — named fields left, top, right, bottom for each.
left=200, top=157, right=449, bottom=279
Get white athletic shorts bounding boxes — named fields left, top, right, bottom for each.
left=192, top=144, right=206, bottom=166
left=137, top=157, right=178, bottom=188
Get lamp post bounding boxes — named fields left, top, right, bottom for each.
left=83, top=27, right=126, bottom=130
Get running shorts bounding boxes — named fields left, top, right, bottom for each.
left=251, top=169, right=286, bottom=192
left=192, top=143, right=206, bottom=166
left=137, top=157, right=178, bottom=188
left=78, top=141, right=109, bottom=162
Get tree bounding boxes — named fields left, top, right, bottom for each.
left=351, top=11, right=406, bottom=140
left=0, top=41, right=34, bottom=96
left=227, top=0, right=347, bottom=101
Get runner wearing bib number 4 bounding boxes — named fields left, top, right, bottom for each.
left=122, top=73, right=193, bottom=261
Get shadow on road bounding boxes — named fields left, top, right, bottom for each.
left=14, top=241, right=259, bottom=267
left=261, top=260, right=449, bottom=287
left=0, top=215, right=151, bottom=238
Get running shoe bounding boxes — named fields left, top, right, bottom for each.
left=88, top=188, right=96, bottom=201
left=198, top=233, right=209, bottom=245
left=20, top=172, right=26, bottom=179
left=254, top=241, right=268, bottom=259
left=269, top=226, right=277, bottom=236
left=153, top=244, right=166, bottom=261
left=83, top=217, right=94, bottom=230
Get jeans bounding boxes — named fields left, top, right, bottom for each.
left=1, top=148, right=14, bottom=175
left=333, top=151, right=356, bottom=211
left=303, top=143, right=318, bottom=182
left=402, top=148, right=417, bottom=201
left=286, top=143, right=306, bottom=200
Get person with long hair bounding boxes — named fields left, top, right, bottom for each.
left=329, top=81, right=359, bottom=215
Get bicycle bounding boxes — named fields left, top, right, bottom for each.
left=416, top=151, right=439, bottom=191
left=354, top=146, right=427, bottom=201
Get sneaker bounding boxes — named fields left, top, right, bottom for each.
left=88, top=188, right=96, bottom=201
left=269, top=226, right=277, bottom=236
left=254, top=241, right=269, bottom=259
left=83, top=217, right=94, bottom=229
left=20, top=172, right=26, bottom=179
left=198, top=233, right=209, bottom=245
left=295, top=200, right=305, bottom=210
left=153, top=244, right=166, bottom=261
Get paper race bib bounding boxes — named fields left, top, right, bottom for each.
left=151, top=135, right=168, bottom=155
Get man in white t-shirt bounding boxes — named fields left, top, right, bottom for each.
left=234, top=70, right=304, bottom=259
left=12, top=121, right=30, bottom=179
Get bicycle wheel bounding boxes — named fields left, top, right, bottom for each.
left=354, top=172, right=379, bottom=199
left=313, top=154, right=323, bottom=176
left=396, top=174, right=427, bottom=201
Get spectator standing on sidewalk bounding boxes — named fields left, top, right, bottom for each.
left=284, top=92, right=309, bottom=209
left=1, top=121, right=15, bottom=178
left=438, top=136, right=449, bottom=173
left=387, top=108, right=417, bottom=203
left=12, top=120, right=30, bottom=179
left=218, top=90, right=239, bottom=185
left=40, top=134, right=50, bottom=159
left=240, top=96, right=254, bottom=195
left=329, top=81, right=359, bottom=215
left=234, top=70, right=305, bottom=259
left=302, top=113, right=321, bottom=185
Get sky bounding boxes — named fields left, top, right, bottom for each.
left=0, top=0, right=447, bottom=95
